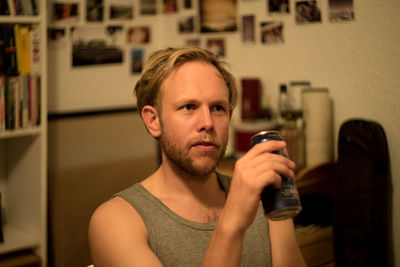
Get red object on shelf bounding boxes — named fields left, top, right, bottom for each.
left=241, top=78, right=261, bottom=121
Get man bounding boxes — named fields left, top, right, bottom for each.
left=89, top=47, right=306, bottom=266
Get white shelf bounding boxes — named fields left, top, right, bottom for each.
left=0, top=15, right=41, bottom=24
left=0, top=127, right=41, bottom=140
left=0, top=0, right=47, bottom=265
left=0, top=225, right=39, bottom=254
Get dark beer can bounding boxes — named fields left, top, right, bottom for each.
left=250, top=131, right=302, bottom=220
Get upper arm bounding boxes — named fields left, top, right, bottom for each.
left=268, top=218, right=306, bottom=267
left=88, top=197, right=163, bottom=267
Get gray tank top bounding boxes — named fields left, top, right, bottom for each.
left=115, top=173, right=272, bottom=267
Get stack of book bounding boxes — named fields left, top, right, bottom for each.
left=0, top=23, right=41, bottom=132
left=0, top=0, right=38, bottom=16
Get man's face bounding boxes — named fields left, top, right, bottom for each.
left=158, top=61, right=231, bottom=180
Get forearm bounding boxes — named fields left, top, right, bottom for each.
left=269, top=219, right=306, bottom=267
left=202, top=216, right=246, bottom=267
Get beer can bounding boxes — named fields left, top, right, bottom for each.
left=250, top=131, right=302, bottom=220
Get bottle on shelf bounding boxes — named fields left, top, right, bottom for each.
left=277, top=83, right=288, bottom=128
left=277, top=83, right=305, bottom=172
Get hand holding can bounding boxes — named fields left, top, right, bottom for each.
left=250, top=131, right=302, bottom=220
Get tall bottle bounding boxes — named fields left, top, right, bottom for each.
left=277, top=84, right=288, bottom=128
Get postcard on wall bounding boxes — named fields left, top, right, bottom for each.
left=260, top=21, right=284, bottom=44
left=86, top=0, right=104, bottom=22
left=178, top=16, right=195, bottom=34
left=268, top=0, right=290, bottom=14
left=329, top=0, right=354, bottom=22
left=127, top=26, right=150, bottom=44
left=200, top=0, right=237, bottom=33
left=295, top=0, right=321, bottom=24
left=164, top=0, right=178, bottom=14
left=48, top=28, right=67, bottom=49
left=109, top=0, right=133, bottom=20
left=131, top=49, right=144, bottom=73
left=71, top=26, right=124, bottom=67
left=206, top=38, right=225, bottom=57
left=185, top=38, right=201, bottom=47
left=242, top=15, right=255, bottom=43
left=51, top=2, right=79, bottom=24
left=140, top=0, right=156, bottom=15
left=184, top=0, right=192, bottom=9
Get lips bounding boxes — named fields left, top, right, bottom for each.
left=192, top=140, right=218, bottom=151
left=192, top=140, right=216, bottom=147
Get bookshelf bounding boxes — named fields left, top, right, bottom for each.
left=0, top=0, right=47, bottom=265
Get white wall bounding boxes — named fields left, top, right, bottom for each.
left=48, top=0, right=400, bottom=264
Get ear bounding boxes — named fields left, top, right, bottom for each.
left=142, top=105, right=161, bottom=138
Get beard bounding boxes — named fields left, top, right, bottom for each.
left=160, top=132, right=228, bottom=183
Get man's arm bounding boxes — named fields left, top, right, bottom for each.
left=269, top=219, right=306, bottom=267
left=88, top=197, right=163, bottom=267
left=203, top=140, right=305, bottom=266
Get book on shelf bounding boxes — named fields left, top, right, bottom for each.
left=0, top=22, right=41, bottom=132
left=0, top=0, right=10, bottom=15
left=0, top=76, right=5, bottom=131
left=0, top=74, right=40, bottom=131
left=29, top=24, right=40, bottom=75
left=1, top=24, right=19, bottom=76
left=4, top=0, right=38, bottom=16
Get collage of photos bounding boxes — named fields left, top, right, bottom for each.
left=47, top=0, right=355, bottom=73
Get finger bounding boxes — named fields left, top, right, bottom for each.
left=246, top=140, right=287, bottom=158
left=244, top=152, right=295, bottom=173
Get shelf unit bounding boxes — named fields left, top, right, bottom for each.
left=0, top=0, right=47, bottom=265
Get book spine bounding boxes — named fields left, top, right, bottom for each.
left=14, top=24, right=22, bottom=75
left=0, top=76, right=5, bottom=131
left=0, top=0, right=10, bottom=15
left=19, top=25, right=31, bottom=74
left=3, top=25, right=19, bottom=76
left=29, top=24, right=40, bottom=75
left=21, top=74, right=28, bottom=127
left=29, top=73, right=36, bottom=126
left=6, top=0, right=14, bottom=15
left=5, top=76, right=16, bottom=130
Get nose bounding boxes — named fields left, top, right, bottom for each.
left=197, top=107, right=214, bottom=132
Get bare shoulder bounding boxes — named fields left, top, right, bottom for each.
left=89, top=197, right=162, bottom=266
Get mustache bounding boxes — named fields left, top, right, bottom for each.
left=189, top=135, right=220, bottom=147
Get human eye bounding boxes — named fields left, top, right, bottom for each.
left=181, top=104, right=196, bottom=111
left=211, top=104, right=227, bottom=113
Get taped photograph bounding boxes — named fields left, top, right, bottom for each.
left=295, top=0, right=321, bottom=24
left=329, top=0, right=354, bottom=22
left=200, top=0, right=237, bottom=33
left=71, top=26, right=124, bottom=67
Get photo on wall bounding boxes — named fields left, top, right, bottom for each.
left=178, top=16, right=195, bottom=34
left=199, top=0, right=237, bottom=33
left=48, top=28, right=67, bottom=49
left=268, top=0, right=290, bottom=14
left=295, top=0, right=321, bottom=24
left=329, top=0, right=354, bottom=22
left=206, top=38, right=225, bottom=57
left=51, top=2, right=79, bottom=23
left=109, top=0, right=134, bottom=20
left=164, top=0, right=178, bottom=14
left=71, top=26, right=124, bottom=67
left=140, top=0, right=156, bottom=15
left=86, top=0, right=104, bottom=22
left=185, top=38, right=201, bottom=47
left=131, top=48, right=144, bottom=73
left=260, top=21, right=284, bottom=44
left=127, top=26, right=151, bottom=44
left=242, top=15, right=255, bottom=43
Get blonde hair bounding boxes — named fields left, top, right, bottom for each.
left=134, top=47, right=238, bottom=116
